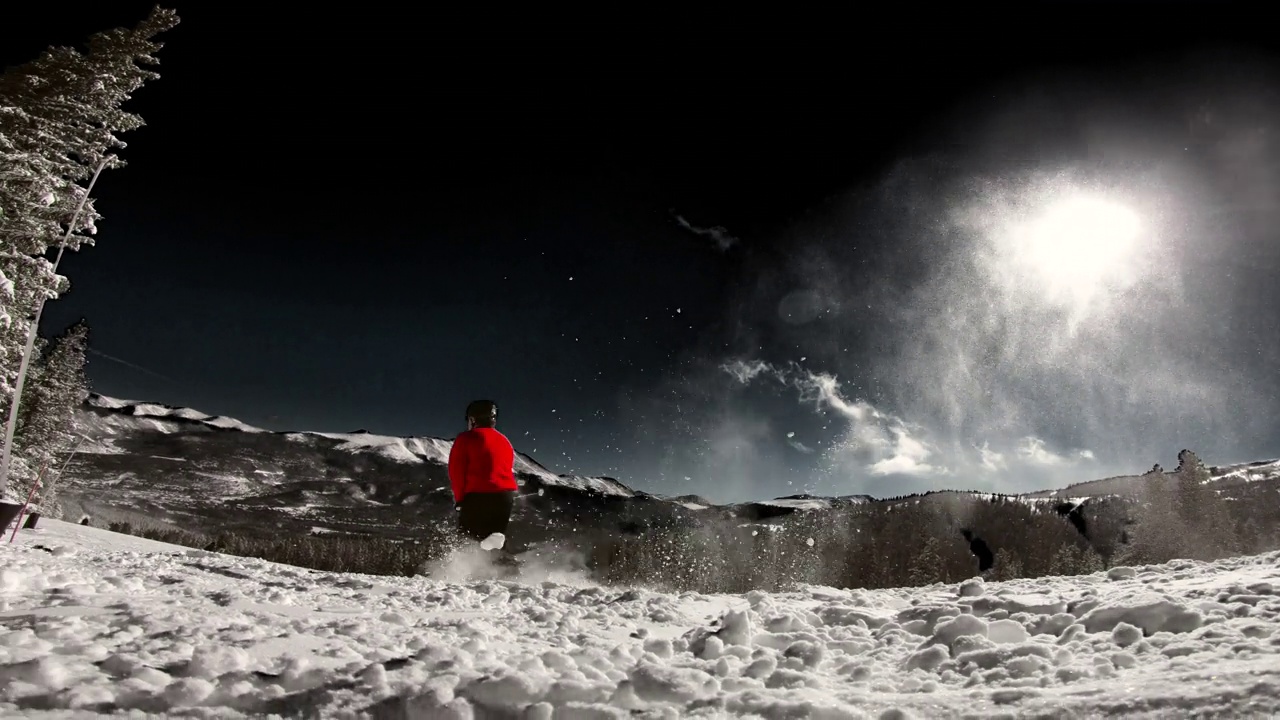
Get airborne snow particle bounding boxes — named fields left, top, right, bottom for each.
left=787, top=432, right=796, bottom=438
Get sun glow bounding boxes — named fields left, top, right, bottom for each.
left=1005, top=196, right=1144, bottom=312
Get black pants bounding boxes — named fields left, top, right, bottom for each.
left=457, top=491, right=516, bottom=542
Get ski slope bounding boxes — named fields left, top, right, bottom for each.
left=2, top=520, right=1279, bottom=717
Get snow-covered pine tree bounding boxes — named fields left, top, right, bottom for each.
left=1048, top=542, right=1105, bottom=577
left=0, top=334, right=49, bottom=499
left=0, top=7, right=178, bottom=498
left=1173, top=449, right=1239, bottom=560
left=907, top=535, right=943, bottom=586
left=991, top=547, right=1022, bottom=581
left=1114, top=465, right=1182, bottom=564
left=15, top=321, right=90, bottom=517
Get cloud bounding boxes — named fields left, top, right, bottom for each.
left=721, top=358, right=1109, bottom=493
left=867, top=428, right=943, bottom=477
left=977, top=442, right=1007, bottom=472
left=722, top=359, right=947, bottom=480
left=1016, top=436, right=1096, bottom=467
left=793, top=370, right=878, bottom=423
left=673, top=211, right=740, bottom=251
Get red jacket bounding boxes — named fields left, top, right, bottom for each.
left=448, top=427, right=517, bottom=503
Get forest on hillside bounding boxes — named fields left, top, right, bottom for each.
left=97, top=451, right=1280, bottom=593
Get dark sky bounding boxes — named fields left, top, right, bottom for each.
left=6, top=5, right=1280, bottom=502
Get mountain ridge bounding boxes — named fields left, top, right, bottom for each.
left=77, top=393, right=1280, bottom=506
left=52, top=393, right=1280, bottom=552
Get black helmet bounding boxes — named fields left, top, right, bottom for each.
left=466, top=399, right=498, bottom=427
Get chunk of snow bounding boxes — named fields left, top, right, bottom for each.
left=958, top=577, right=986, bottom=598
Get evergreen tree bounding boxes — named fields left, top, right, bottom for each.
left=907, top=535, right=943, bottom=587
left=0, top=7, right=178, bottom=497
left=1115, top=465, right=1182, bottom=565
left=1048, top=543, right=1077, bottom=577
left=0, top=335, right=48, bottom=498
left=1049, top=542, right=1105, bottom=576
left=991, top=548, right=1022, bottom=581
left=17, top=321, right=90, bottom=517
left=1174, top=450, right=1208, bottom=517
left=1076, top=544, right=1105, bottom=574
left=1173, top=449, right=1239, bottom=560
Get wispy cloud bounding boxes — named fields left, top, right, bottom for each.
left=673, top=211, right=739, bottom=251
left=722, top=359, right=946, bottom=479
left=722, top=359, right=771, bottom=384
left=1016, top=436, right=1096, bottom=467
left=977, top=442, right=1007, bottom=472
left=721, top=359, right=1101, bottom=490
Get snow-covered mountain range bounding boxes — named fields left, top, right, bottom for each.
left=57, top=394, right=1280, bottom=549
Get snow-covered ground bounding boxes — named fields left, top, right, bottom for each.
left=2, top=520, right=1279, bottom=718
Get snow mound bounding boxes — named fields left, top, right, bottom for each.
left=4, top=520, right=1278, bottom=717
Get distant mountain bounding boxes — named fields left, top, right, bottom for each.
left=57, top=394, right=1280, bottom=552
left=1020, top=458, right=1280, bottom=499
left=63, top=394, right=678, bottom=547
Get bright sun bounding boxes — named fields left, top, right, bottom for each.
left=1008, top=196, right=1143, bottom=309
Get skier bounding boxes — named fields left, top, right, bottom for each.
left=448, top=399, right=518, bottom=546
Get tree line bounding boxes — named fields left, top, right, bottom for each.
left=583, top=450, right=1280, bottom=593
left=97, top=448, right=1280, bottom=595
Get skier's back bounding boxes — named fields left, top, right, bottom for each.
left=448, top=399, right=518, bottom=542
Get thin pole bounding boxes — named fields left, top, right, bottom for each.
left=51, top=433, right=89, bottom=484
left=9, top=462, right=46, bottom=542
left=0, top=156, right=110, bottom=494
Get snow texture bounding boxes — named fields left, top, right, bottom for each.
left=2, top=520, right=1279, bottom=717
